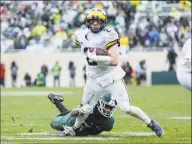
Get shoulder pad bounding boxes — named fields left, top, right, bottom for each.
left=105, top=29, right=119, bottom=49
left=107, top=30, right=119, bottom=41
left=73, top=27, right=88, bottom=45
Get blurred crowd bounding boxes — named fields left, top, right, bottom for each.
left=0, top=60, right=78, bottom=88
left=0, top=59, right=148, bottom=87
left=1, top=0, right=191, bottom=53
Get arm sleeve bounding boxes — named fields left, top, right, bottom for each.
left=73, top=29, right=81, bottom=45
left=105, top=30, right=119, bottom=50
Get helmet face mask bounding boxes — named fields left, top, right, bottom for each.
left=97, top=94, right=117, bottom=117
left=86, top=8, right=107, bottom=33
left=88, top=19, right=103, bottom=33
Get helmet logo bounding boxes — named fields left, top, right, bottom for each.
left=86, top=8, right=107, bottom=33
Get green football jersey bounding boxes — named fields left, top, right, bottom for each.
left=50, top=106, right=115, bottom=136
left=76, top=107, right=115, bottom=136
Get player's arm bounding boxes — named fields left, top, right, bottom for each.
left=105, top=30, right=120, bottom=66
left=107, top=43, right=119, bottom=66
left=87, top=30, right=119, bottom=66
left=72, top=28, right=81, bottom=46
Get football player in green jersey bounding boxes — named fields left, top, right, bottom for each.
left=48, top=92, right=117, bottom=136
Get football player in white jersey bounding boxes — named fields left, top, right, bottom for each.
left=176, top=38, right=192, bottom=90
left=62, top=8, right=163, bottom=137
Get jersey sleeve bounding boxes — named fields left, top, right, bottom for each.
left=105, top=30, right=119, bottom=50
left=73, top=28, right=81, bottom=45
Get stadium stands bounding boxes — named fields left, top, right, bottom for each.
left=1, top=1, right=191, bottom=52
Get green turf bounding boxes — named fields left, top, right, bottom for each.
left=1, top=85, right=191, bottom=143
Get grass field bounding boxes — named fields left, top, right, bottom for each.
left=1, top=85, right=191, bottom=144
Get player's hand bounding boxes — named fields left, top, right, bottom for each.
left=87, top=49, right=98, bottom=61
left=70, top=108, right=80, bottom=117
left=80, top=104, right=93, bottom=115
left=60, top=125, right=76, bottom=136
left=70, top=104, right=93, bottom=117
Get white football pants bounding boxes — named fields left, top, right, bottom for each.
left=176, top=69, right=192, bottom=91
left=81, top=77, right=151, bottom=124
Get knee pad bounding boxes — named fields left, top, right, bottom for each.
left=120, top=104, right=132, bottom=114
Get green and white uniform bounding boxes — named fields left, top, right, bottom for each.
left=50, top=106, right=114, bottom=136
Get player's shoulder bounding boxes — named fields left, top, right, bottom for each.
left=75, top=26, right=89, bottom=34
left=74, top=26, right=89, bottom=42
left=102, top=27, right=118, bottom=35
left=102, top=27, right=119, bottom=44
left=102, top=27, right=119, bottom=40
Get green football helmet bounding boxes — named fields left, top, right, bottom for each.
left=97, top=92, right=117, bottom=117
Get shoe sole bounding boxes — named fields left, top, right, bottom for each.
left=48, top=94, right=63, bottom=103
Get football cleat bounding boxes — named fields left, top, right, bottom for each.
left=148, top=120, right=163, bottom=137
left=48, top=93, right=63, bottom=104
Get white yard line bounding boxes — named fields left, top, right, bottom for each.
left=102, top=132, right=156, bottom=136
left=20, top=132, right=59, bottom=136
left=177, top=137, right=191, bottom=140
left=3, top=131, right=156, bottom=141
left=1, top=91, right=76, bottom=96
left=1, top=137, right=120, bottom=141
left=169, top=116, right=191, bottom=120
left=116, top=115, right=191, bottom=120
left=20, top=131, right=156, bottom=137
left=3, top=131, right=191, bottom=141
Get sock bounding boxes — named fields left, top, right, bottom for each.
left=128, top=105, right=151, bottom=125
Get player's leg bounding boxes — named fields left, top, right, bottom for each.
left=50, top=113, right=76, bottom=131
left=73, top=78, right=103, bottom=129
left=48, top=93, right=70, bottom=115
left=58, top=76, right=60, bottom=87
left=107, top=79, right=163, bottom=137
left=176, top=69, right=191, bottom=90
left=107, top=79, right=151, bottom=124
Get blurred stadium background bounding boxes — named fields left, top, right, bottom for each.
left=0, top=0, right=191, bottom=87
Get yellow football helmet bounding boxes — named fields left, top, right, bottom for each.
left=86, top=8, right=107, bottom=33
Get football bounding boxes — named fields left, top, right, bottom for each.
left=89, top=48, right=108, bottom=56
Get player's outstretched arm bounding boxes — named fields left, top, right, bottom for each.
left=107, top=43, right=119, bottom=66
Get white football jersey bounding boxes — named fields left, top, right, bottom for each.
left=177, top=38, right=192, bottom=73
left=73, top=26, right=125, bottom=78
